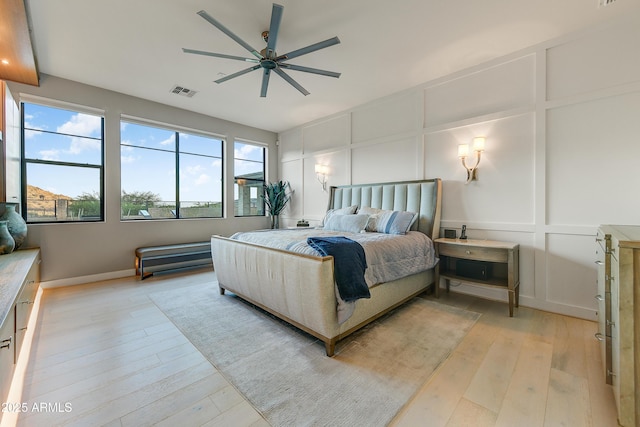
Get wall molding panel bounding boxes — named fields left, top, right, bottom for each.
left=279, top=14, right=640, bottom=319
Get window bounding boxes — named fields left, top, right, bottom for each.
left=120, top=119, right=223, bottom=220
left=234, top=141, right=266, bottom=216
left=22, top=102, right=104, bottom=223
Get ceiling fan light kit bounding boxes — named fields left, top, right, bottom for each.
left=183, top=3, right=341, bottom=97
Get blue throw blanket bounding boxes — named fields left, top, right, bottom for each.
left=307, top=236, right=370, bottom=302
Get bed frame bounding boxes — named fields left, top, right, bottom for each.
left=211, top=178, right=442, bottom=356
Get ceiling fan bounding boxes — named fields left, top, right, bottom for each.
left=183, top=3, right=341, bottom=97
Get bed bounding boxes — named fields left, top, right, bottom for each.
left=210, top=178, right=442, bottom=356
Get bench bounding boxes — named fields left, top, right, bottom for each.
left=135, top=241, right=212, bottom=280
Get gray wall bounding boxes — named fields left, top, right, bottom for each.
left=277, top=14, right=640, bottom=319
left=7, top=75, right=277, bottom=285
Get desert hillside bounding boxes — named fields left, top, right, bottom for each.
left=26, top=185, right=72, bottom=210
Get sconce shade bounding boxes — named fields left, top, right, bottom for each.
left=472, top=137, right=485, bottom=152
left=458, top=144, right=469, bottom=158
left=315, top=164, right=329, bottom=175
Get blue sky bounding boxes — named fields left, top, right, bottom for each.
left=23, top=103, right=264, bottom=205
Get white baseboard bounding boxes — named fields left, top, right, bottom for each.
left=40, top=269, right=135, bottom=289
left=439, top=283, right=597, bottom=321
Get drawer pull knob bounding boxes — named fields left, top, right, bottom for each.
left=0, top=337, right=11, bottom=350
left=594, top=260, right=604, bottom=265
left=594, top=333, right=605, bottom=341
left=465, top=250, right=471, bottom=255
left=594, top=295, right=604, bottom=301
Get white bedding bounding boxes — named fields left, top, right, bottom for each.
left=231, top=228, right=437, bottom=287
left=231, top=228, right=437, bottom=323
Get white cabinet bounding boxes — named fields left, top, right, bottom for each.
left=0, top=307, right=15, bottom=406
left=596, top=225, right=639, bottom=427
left=0, top=248, right=40, bottom=412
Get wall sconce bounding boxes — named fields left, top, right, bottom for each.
left=458, top=137, right=485, bottom=184
left=314, top=164, right=330, bottom=191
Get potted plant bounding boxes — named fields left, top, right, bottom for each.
left=262, top=181, right=292, bottom=229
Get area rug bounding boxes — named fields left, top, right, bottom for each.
left=150, top=284, right=480, bottom=427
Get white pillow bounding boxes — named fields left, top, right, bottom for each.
left=323, top=214, right=369, bottom=234
left=321, top=205, right=358, bottom=225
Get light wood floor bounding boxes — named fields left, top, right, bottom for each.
left=3, top=270, right=618, bottom=427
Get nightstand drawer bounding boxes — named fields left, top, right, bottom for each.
left=438, top=244, right=508, bottom=263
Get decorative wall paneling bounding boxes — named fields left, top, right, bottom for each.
left=546, top=92, right=640, bottom=226
left=278, top=14, right=640, bottom=318
left=352, top=92, right=421, bottom=143
left=302, top=114, right=350, bottom=153
left=423, top=54, right=536, bottom=128
left=351, top=137, right=421, bottom=185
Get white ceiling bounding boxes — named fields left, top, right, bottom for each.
left=25, top=0, right=637, bottom=133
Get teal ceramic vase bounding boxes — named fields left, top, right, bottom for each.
left=0, top=203, right=27, bottom=249
left=0, top=221, right=15, bottom=255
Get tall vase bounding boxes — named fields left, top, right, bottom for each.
left=270, top=214, right=280, bottom=229
left=0, top=203, right=27, bottom=249
left=0, top=221, right=15, bottom=255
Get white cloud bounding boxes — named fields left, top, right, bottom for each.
left=234, top=143, right=260, bottom=158
left=185, top=165, right=205, bottom=176
left=24, top=128, right=43, bottom=139
left=68, top=136, right=101, bottom=154
left=194, top=174, right=210, bottom=186
left=39, top=149, right=60, bottom=161
left=57, top=113, right=101, bottom=137
left=121, top=154, right=137, bottom=164
left=160, top=136, right=174, bottom=146
left=24, top=116, right=44, bottom=139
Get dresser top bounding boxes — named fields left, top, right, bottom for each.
left=599, top=225, right=640, bottom=248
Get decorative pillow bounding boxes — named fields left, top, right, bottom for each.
left=358, top=206, right=383, bottom=216
left=365, top=209, right=418, bottom=235
left=323, top=214, right=369, bottom=234
left=321, top=205, right=358, bottom=226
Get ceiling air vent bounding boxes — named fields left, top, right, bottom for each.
left=598, top=0, right=617, bottom=7
left=170, top=85, right=197, bottom=97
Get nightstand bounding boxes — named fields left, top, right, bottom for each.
left=434, top=238, right=520, bottom=316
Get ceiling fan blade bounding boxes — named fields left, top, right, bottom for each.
left=197, top=10, right=263, bottom=60
left=266, top=4, right=284, bottom=57
left=260, top=69, right=271, bottom=97
left=277, top=36, right=340, bottom=61
left=215, top=65, right=261, bottom=84
left=182, top=48, right=259, bottom=63
left=274, top=68, right=310, bottom=96
left=279, top=63, right=341, bottom=78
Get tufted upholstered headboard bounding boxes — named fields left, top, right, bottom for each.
left=327, top=178, right=442, bottom=239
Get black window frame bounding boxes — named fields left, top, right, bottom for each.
left=20, top=101, right=105, bottom=224
left=233, top=140, right=266, bottom=217
left=120, top=118, right=224, bottom=221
